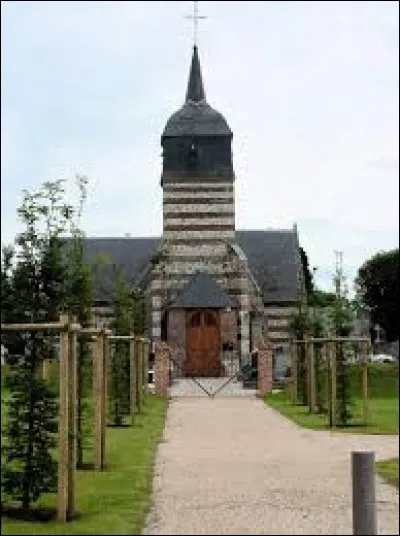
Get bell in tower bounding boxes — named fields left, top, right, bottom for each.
left=161, top=45, right=234, bottom=184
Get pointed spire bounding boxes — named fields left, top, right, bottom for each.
left=185, top=45, right=206, bottom=103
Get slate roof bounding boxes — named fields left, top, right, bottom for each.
left=236, top=230, right=301, bottom=304
left=170, top=271, right=235, bottom=309
left=81, top=230, right=301, bottom=305
left=81, top=237, right=162, bottom=302
left=185, top=45, right=206, bottom=104
left=162, top=46, right=232, bottom=138
left=162, top=102, right=232, bottom=137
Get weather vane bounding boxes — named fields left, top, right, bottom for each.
left=185, top=1, right=207, bottom=46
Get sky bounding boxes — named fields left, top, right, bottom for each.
left=1, top=0, right=399, bottom=294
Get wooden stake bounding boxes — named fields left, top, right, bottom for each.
left=1, top=321, right=66, bottom=331
left=142, top=339, right=149, bottom=401
left=330, top=340, right=337, bottom=428
left=67, top=316, right=77, bottom=518
left=57, top=315, right=69, bottom=522
left=305, top=337, right=311, bottom=409
left=291, top=337, right=370, bottom=344
left=324, top=343, right=329, bottom=414
left=129, top=336, right=136, bottom=425
left=57, top=314, right=77, bottom=521
left=101, top=331, right=110, bottom=462
left=136, top=338, right=142, bottom=413
left=290, top=341, right=298, bottom=405
left=93, top=335, right=103, bottom=470
left=309, top=340, right=316, bottom=413
left=41, top=359, right=48, bottom=380
left=362, top=340, right=370, bottom=425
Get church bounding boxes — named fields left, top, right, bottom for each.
left=84, top=45, right=304, bottom=377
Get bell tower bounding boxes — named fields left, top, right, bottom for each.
left=161, top=45, right=235, bottom=246
left=150, top=42, right=253, bottom=373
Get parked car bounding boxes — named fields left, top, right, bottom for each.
left=370, top=353, right=396, bottom=364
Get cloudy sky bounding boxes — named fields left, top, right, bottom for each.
left=1, top=1, right=399, bottom=293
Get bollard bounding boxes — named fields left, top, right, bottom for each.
left=352, top=451, right=377, bottom=535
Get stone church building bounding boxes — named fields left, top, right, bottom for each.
left=84, top=46, right=304, bottom=376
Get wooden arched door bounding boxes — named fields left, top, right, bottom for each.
left=184, top=310, right=221, bottom=377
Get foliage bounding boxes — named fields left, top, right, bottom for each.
left=109, top=269, right=135, bottom=426
left=2, top=365, right=58, bottom=508
left=132, top=288, right=146, bottom=335
left=1, top=395, right=167, bottom=535
left=1, top=176, right=93, bottom=508
left=288, top=302, right=324, bottom=407
left=289, top=248, right=356, bottom=423
left=355, top=248, right=399, bottom=342
left=309, top=289, right=337, bottom=308
left=288, top=304, right=307, bottom=405
left=329, top=254, right=354, bottom=427
left=299, top=246, right=314, bottom=297
left=376, top=458, right=399, bottom=489
left=1, top=246, right=15, bottom=325
left=62, top=175, right=94, bottom=467
left=1, top=180, right=74, bottom=510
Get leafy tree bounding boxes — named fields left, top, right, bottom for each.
left=1, top=176, right=93, bottom=508
left=289, top=300, right=325, bottom=408
left=355, top=248, right=399, bottom=342
left=1, top=246, right=14, bottom=326
left=299, top=246, right=315, bottom=297
left=109, top=269, right=135, bottom=426
left=132, top=288, right=146, bottom=335
left=63, top=175, right=94, bottom=467
left=309, top=289, right=337, bottom=308
left=329, top=254, right=353, bottom=427
left=1, top=180, right=73, bottom=510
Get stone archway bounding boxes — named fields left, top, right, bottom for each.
left=184, top=309, right=221, bottom=377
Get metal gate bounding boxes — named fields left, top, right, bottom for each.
left=167, top=347, right=258, bottom=398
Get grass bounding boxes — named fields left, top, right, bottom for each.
left=265, top=391, right=399, bottom=435
left=376, top=458, right=399, bottom=488
left=1, top=394, right=167, bottom=535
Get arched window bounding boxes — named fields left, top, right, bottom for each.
left=189, top=311, right=202, bottom=327
left=204, top=311, right=217, bottom=327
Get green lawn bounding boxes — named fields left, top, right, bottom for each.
left=265, top=391, right=399, bottom=435
left=1, top=394, right=167, bottom=535
left=376, top=458, right=399, bottom=488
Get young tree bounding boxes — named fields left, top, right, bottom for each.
left=109, top=269, right=135, bottom=426
left=299, top=246, right=315, bottom=297
left=1, top=180, right=73, bottom=510
left=1, top=245, right=14, bottom=325
left=1, top=176, right=92, bottom=508
left=63, top=175, right=94, bottom=467
left=330, top=252, right=353, bottom=426
left=132, top=288, right=146, bottom=335
left=289, top=303, right=311, bottom=406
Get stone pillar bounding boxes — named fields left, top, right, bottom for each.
left=239, top=290, right=251, bottom=366
left=257, top=337, right=273, bottom=396
left=236, top=257, right=251, bottom=367
left=154, top=342, right=170, bottom=396
left=151, top=295, right=162, bottom=341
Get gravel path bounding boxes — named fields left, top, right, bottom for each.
left=144, top=398, right=399, bottom=535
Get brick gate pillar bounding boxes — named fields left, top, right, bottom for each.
left=154, top=342, right=170, bottom=397
left=257, top=337, right=273, bottom=396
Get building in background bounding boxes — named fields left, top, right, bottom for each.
left=84, top=45, right=304, bottom=376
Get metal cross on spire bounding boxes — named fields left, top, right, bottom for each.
left=185, top=1, right=207, bottom=46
